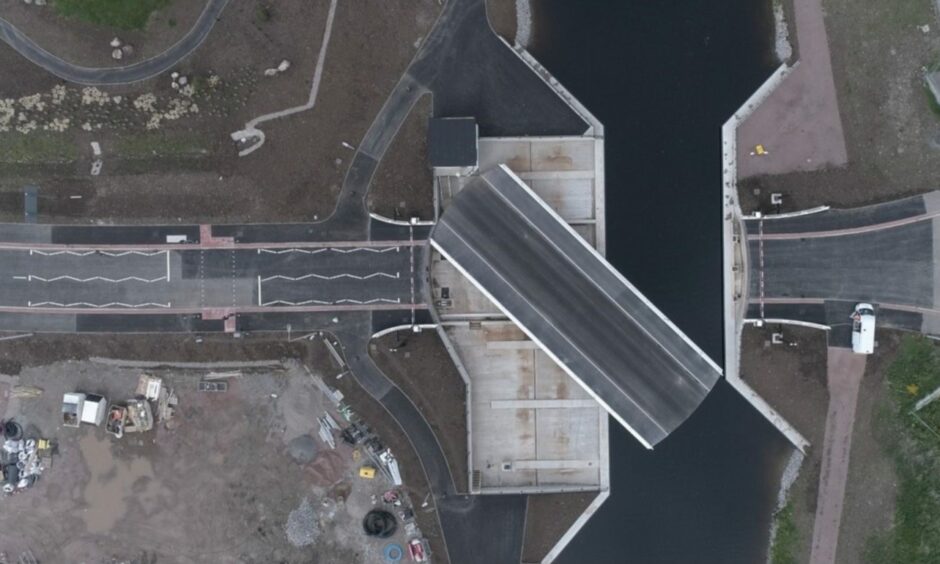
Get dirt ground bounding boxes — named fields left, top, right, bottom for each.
left=834, top=331, right=901, bottom=564
left=740, top=324, right=830, bottom=563
left=739, top=0, right=940, bottom=213
left=520, top=491, right=595, bottom=563
left=485, top=0, right=517, bottom=43
left=0, top=0, right=441, bottom=224
left=326, top=351, right=450, bottom=564
left=0, top=0, right=204, bottom=67
left=369, top=330, right=469, bottom=495
left=0, top=334, right=439, bottom=563
left=368, top=94, right=435, bottom=221
left=741, top=325, right=905, bottom=564
left=0, top=345, right=424, bottom=563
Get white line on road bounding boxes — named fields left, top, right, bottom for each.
left=257, top=247, right=401, bottom=255
left=261, top=298, right=402, bottom=307
left=259, top=272, right=400, bottom=283
left=25, top=274, right=167, bottom=283
left=29, top=250, right=166, bottom=257
left=28, top=301, right=171, bottom=308
left=166, top=250, right=171, bottom=283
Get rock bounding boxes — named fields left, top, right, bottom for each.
left=277, top=59, right=291, bottom=72
left=110, top=37, right=122, bottom=48
left=171, top=71, right=180, bottom=79
left=263, top=68, right=278, bottom=77
left=121, top=44, right=135, bottom=57
left=111, top=49, right=123, bottom=61
left=178, top=76, right=188, bottom=86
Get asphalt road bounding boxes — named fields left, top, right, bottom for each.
left=745, top=193, right=940, bottom=339
left=0, top=0, right=230, bottom=85
left=432, top=167, right=721, bottom=447
left=0, top=244, right=418, bottom=310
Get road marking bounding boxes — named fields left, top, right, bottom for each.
left=259, top=272, right=400, bottom=282
left=166, top=251, right=171, bottom=283
left=759, top=219, right=765, bottom=319
left=25, top=275, right=167, bottom=283
left=261, top=298, right=402, bottom=307
left=257, top=246, right=401, bottom=255
left=747, top=209, right=940, bottom=241
left=409, top=225, right=416, bottom=323
left=29, top=250, right=166, bottom=257
left=257, top=275, right=262, bottom=306
left=28, top=301, right=171, bottom=308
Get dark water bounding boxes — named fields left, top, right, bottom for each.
left=531, top=1, right=793, bottom=563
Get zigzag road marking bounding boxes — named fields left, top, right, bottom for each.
left=27, top=301, right=171, bottom=308
left=261, top=297, right=402, bottom=307
left=260, top=272, right=399, bottom=282
left=30, top=250, right=166, bottom=257
left=23, top=275, right=167, bottom=283
left=257, top=247, right=400, bottom=255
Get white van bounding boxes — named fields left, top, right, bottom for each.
left=851, top=303, right=876, bottom=355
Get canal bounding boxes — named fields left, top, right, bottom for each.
left=530, top=1, right=795, bottom=562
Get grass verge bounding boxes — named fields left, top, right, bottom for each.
left=866, top=336, right=940, bottom=563
left=54, top=0, right=171, bottom=30
left=770, top=502, right=798, bottom=564
left=0, top=133, right=77, bottom=164
left=113, top=132, right=211, bottom=159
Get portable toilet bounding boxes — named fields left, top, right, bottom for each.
left=81, top=394, right=107, bottom=426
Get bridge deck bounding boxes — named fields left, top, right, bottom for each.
left=431, top=166, right=721, bottom=447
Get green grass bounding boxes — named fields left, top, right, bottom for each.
left=770, top=502, right=799, bottom=564
left=54, top=0, right=171, bottom=30
left=113, top=132, right=210, bottom=159
left=0, top=133, right=77, bottom=164
left=865, top=336, right=940, bottom=564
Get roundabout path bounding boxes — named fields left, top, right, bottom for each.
left=0, top=0, right=229, bottom=85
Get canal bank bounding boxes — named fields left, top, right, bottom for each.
left=530, top=1, right=794, bottom=562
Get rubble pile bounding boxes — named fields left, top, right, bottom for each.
left=285, top=497, right=320, bottom=547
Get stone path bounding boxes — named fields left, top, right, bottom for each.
left=736, top=0, right=847, bottom=177
left=809, top=347, right=865, bottom=564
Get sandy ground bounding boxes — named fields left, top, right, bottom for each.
left=368, top=94, right=434, bottom=221
left=370, top=330, right=469, bottom=495
left=808, top=347, right=866, bottom=564
left=740, top=324, right=829, bottom=563
left=0, top=350, right=419, bottom=563
left=0, top=0, right=441, bottom=224
left=737, top=0, right=847, bottom=178
left=739, top=0, right=940, bottom=212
